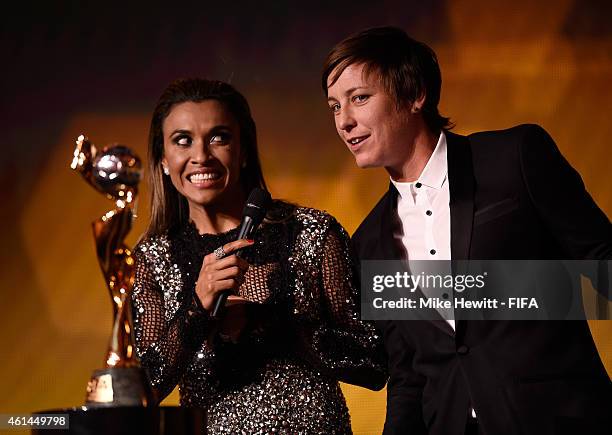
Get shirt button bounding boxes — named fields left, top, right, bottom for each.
left=430, top=249, right=436, bottom=255
left=415, top=182, right=422, bottom=188
left=442, top=293, right=449, bottom=299
left=457, top=345, right=469, bottom=355
left=426, top=210, right=432, bottom=216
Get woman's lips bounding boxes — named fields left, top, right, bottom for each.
left=347, top=135, right=370, bottom=151
left=187, top=172, right=223, bottom=187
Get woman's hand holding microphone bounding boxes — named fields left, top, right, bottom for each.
left=195, top=239, right=254, bottom=312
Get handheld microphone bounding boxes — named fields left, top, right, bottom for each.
left=211, top=188, right=271, bottom=318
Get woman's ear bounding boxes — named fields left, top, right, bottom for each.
left=161, top=157, right=170, bottom=175
left=412, top=92, right=426, bottom=113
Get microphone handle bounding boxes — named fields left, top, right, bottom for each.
left=211, top=291, right=230, bottom=319
left=210, top=217, right=256, bottom=318
left=237, top=215, right=254, bottom=240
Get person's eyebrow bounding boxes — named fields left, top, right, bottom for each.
left=209, top=125, right=233, bottom=132
left=327, top=86, right=368, bottom=102
left=169, top=128, right=192, bottom=136
left=169, top=125, right=233, bottom=137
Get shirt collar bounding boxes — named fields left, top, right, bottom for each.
left=391, top=131, right=448, bottom=199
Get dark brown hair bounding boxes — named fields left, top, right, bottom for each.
left=146, top=78, right=267, bottom=237
left=322, top=26, right=452, bottom=132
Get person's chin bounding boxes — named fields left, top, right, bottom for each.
left=185, top=189, right=224, bottom=208
left=354, top=156, right=379, bottom=169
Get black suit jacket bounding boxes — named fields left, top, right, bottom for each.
left=351, top=125, right=612, bottom=435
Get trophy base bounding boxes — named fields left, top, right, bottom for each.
left=85, top=367, right=154, bottom=407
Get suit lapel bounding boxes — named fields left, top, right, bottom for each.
left=447, top=131, right=475, bottom=261
left=446, top=131, right=475, bottom=337
left=379, top=182, right=400, bottom=260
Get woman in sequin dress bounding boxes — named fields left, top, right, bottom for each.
left=132, top=78, right=386, bottom=434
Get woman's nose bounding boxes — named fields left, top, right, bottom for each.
left=190, top=140, right=212, bottom=163
left=338, top=109, right=357, bottom=132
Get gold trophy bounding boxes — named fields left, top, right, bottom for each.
left=71, top=134, right=154, bottom=407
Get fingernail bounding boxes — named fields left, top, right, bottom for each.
left=247, top=239, right=255, bottom=243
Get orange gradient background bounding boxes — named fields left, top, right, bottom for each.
left=1, top=2, right=611, bottom=434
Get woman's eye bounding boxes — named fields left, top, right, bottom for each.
left=174, top=135, right=191, bottom=146
left=210, top=133, right=230, bottom=144
left=330, top=103, right=340, bottom=113
left=353, top=95, right=369, bottom=103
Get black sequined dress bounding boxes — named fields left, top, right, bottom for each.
left=132, top=202, right=386, bottom=434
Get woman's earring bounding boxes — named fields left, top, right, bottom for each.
left=163, top=166, right=170, bottom=175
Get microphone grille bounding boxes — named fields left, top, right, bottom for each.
left=243, top=188, right=271, bottom=223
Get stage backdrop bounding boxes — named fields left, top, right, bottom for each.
left=1, top=1, right=611, bottom=434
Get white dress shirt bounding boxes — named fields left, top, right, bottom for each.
left=391, top=131, right=455, bottom=329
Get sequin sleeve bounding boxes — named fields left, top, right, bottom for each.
left=132, top=238, right=208, bottom=401
left=299, top=218, right=388, bottom=391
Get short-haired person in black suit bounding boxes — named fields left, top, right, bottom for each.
left=322, top=27, right=612, bottom=435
